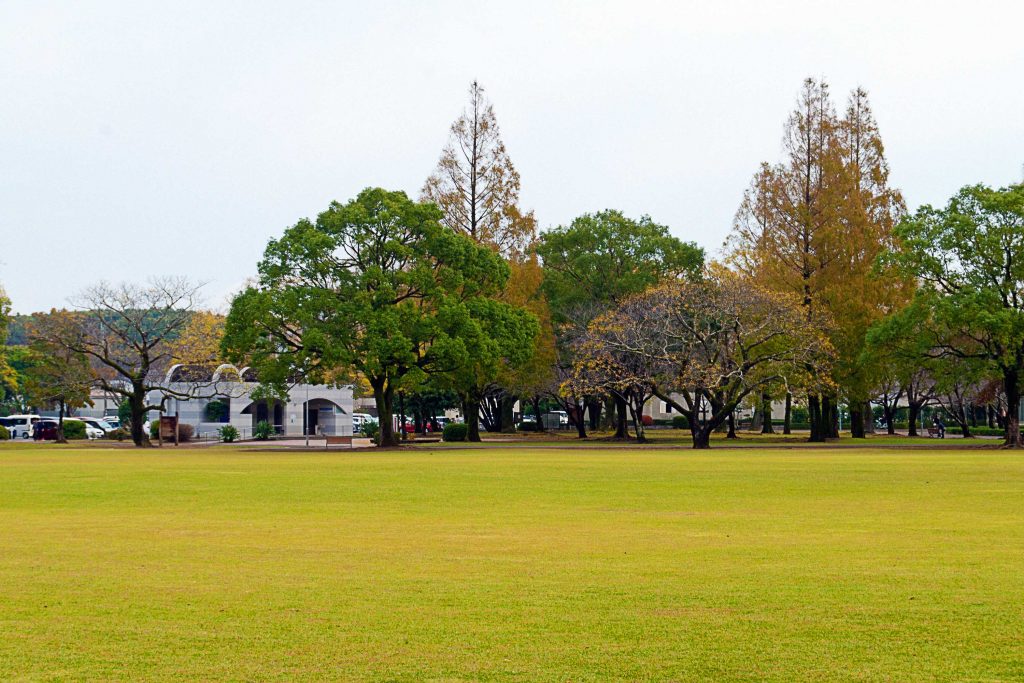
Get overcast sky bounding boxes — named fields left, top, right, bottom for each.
left=2, top=1, right=1022, bottom=313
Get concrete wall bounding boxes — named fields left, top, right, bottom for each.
left=148, top=383, right=354, bottom=438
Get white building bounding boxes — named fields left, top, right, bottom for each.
left=145, top=364, right=353, bottom=439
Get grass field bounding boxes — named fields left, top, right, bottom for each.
left=2, top=442, right=1023, bottom=681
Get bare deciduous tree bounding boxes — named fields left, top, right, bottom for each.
left=568, top=270, right=833, bottom=449
left=37, top=278, right=210, bottom=447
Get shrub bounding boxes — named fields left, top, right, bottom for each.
left=361, top=420, right=380, bottom=444
left=442, top=423, right=469, bottom=442
left=641, top=415, right=653, bottom=426
left=62, top=420, right=87, bottom=440
left=0, top=425, right=9, bottom=440
left=672, top=415, right=689, bottom=430
left=205, top=400, right=229, bottom=422
left=106, top=428, right=129, bottom=441
left=219, top=424, right=239, bottom=443
left=517, top=421, right=539, bottom=432
left=254, top=420, right=274, bottom=440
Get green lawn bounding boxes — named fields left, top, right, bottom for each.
left=1, top=442, right=1022, bottom=681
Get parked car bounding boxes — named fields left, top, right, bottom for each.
left=32, top=420, right=60, bottom=441
left=402, top=422, right=432, bottom=434
left=0, top=416, right=15, bottom=438
left=6, top=414, right=41, bottom=439
left=352, top=413, right=374, bottom=433
left=77, top=417, right=115, bottom=434
left=104, top=416, right=121, bottom=429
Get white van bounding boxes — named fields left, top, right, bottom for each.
left=6, top=415, right=41, bottom=439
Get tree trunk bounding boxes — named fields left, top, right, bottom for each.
left=500, top=394, right=516, bottom=433
left=987, top=404, right=996, bottom=428
left=883, top=404, right=896, bottom=435
left=571, top=399, right=587, bottom=439
left=783, top=392, right=792, bottom=435
left=850, top=403, right=865, bottom=439
left=808, top=394, right=823, bottom=442
left=613, top=394, right=629, bottom=439
left=532, top=396, right=544, bottom=432
left=691, top=425, right=712, bottom=449
left=627, top=394, right=647, bottom=443
left=907, top=403, right=920, bottom=437
left=129, top=388, right=151, bottom=447
left=760, top=392, right=774, bottom=434
left=56, top=400, right=67, bottom=444
left=727, top=411, right=737, bottom=439
left=1003, top=369, right=1021, bottom=447
left=463, top=397, right=482, bottom=442
left=602, top=397, right=615, bottom=430
left=373, top=381, right=398, bottom=447
left=826, top=397, right=839, bottom=439
left=399, top=392, right=407, bottom=441
left=587, top=399, right=602, bottom=430
left=863, top=401, right=875, bottom=434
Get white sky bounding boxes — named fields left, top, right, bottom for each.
left=2, top=0, right=1022, bottom=313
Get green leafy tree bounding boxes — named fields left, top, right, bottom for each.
left=222, top=187, right=517, bottom=447
left=23, top=316, right=94, bottom=443
left=0, top=288, right=16, bottom=400
left=536, top=210, right=704, bottom=436
left=436, top=295, right=538, bottom=442
left=879, top=182, right=1024, bottom=446
left=536, top=210, right=704, bottom=324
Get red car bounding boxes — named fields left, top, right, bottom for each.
left=402, top=422, right=432, bottom=434
left=32, top=420, right=60, bottom=441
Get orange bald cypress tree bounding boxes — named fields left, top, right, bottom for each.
left=730, top=79, right=908, bottom=441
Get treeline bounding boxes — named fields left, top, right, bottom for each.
left=3, top=79, right=1023, bottom=449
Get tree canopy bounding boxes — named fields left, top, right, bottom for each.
left=422, top=81, right=536, bottom=261
left=568, top=269, right=832, bottom=448
left=878, top=182, right=1024, bottom=446
left=536, top=210, right=704, bottom=324
left=729, top=78, right=908, bottom=440
left=222, top=187, right=534, bottom=446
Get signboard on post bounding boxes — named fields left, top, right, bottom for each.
left=160, top=416, right=179, bottom=446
